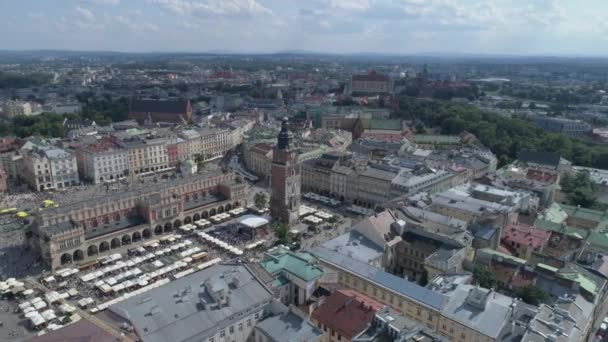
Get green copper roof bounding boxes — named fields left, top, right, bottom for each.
left=588, top=231, right=608, bottom=249
left=259, top=250, right=323, bottom=282
left=363, top=119, right=403, bottom=131
left=272, top=274, right=290, bottom=287
left=479, top=248, right=526, bottom=265
left=558, top=270, right=599, bottom=297
left=561, top=204, right=608, bottom=230
left=534, top=218, right=564, bottom=233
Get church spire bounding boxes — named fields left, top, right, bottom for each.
left=277, top=117, right=291, bottom=150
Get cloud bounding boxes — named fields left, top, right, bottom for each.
left=87, top=0, right=121, bottom=4
left=75, top=5, right=94, bottom=21
left=1, top=0, right=607, bottom=55
left=150, top=0, right=271, bottom=17
left=329, top=0, right=370, bottom=11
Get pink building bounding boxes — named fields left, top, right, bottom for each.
left=500, top=223, right=551, bottom=261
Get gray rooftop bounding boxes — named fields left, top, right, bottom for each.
left=321, top=231, right=384, bottom=265
left=397, top=206, right=467, bottom=231
left=108, top=263, right=274, bottom=342
left=44, top=148, right=73, bottom=160
left=432, top=189, right=513, bottom=215
left=440, top=285, right=513, bottom=339
left=359, top=167, right=398, bottom=181
left=310, top=246, right=447, bottom=311
left=43, top=171, right=226, bottom=216
left=256, top=312, right=323, bottom=342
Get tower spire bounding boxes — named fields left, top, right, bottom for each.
left=277, top=117, right=291, bottom=150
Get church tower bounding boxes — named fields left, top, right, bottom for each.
left=270, top=117, right=301, bottom=225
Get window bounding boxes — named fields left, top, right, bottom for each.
left=209, top=338, right=214, bottom=342
left=416, top=308, right=421, bottom=316
left=247, top=319, right=252, bottom=327
left=229, top=326, right=234, bottom=334
left=460, top=333, right=466, bottom=340
left=220, top=330, right=225, bottom=338
left=254, top=312, right=260, bottom=320
left=238, top=323, right=243, bottom=331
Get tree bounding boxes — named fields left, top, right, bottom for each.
left=194, top=154, right=205, bottom=170
left=414, top=122, right=426, bottom=134
left=561, top=172, right=597, bottom=208
left=393, top=96, right=608, bottom=169
left=514, top=285, right=549, bottom=306
left=473, top=266, right=497, bottom=289
left=254, top=192, right=267, bottom=210
left=0, top=71, right=52, bottom=89
left=273, top=223, right=289, bottom=245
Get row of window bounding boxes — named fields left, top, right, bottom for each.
left=337, top=269, right=479, bottom=342
left=157, top=207, right=178, bottom=219
left=208, top=311, right=260, bottom=342
left=58, top=238, right=81, bottom=250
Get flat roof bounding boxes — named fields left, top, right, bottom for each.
left=108, top=263, right=274, bottom=342
left=238, top=215, right=269, bottom=228
left=320, top=231, right=384, bottom=265
left=255, top=312, right=323, bottom=342
left=441, top=285, right=513, bottom=338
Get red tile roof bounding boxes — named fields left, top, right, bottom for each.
left=360, top=132, right=404, bottom=142
left=251, top=143, right=273, bottom=154
left=352, top=71, right=389, bottom=82
left=501, top=223, right=551, bottom=250
left=312, top=289, right=382, bottom=339
left=83, top=137, right=121, bottom=153
left=525, top=169, right=558, bottom=183
left=0, top=137, right=17, bottom=152
left=510, top=271, right=535, bottom=288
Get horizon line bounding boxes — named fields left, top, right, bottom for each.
left=2, top=49, right=608, bottom=59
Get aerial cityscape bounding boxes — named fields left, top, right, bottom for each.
left=3, top=1, right=608, bottom=342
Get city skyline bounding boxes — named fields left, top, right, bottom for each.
left=2, top=0, right=608, bottom=56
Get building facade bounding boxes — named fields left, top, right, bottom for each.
left=532, top=116, right=592, bottom=138
left=128, top=99, right=193, bottom=124
left=30, top=171, right=248, bottom=269
left=349, top=71, right=392, bottom=95
left=2, top=100, right=32, bottom=118
left=20, top=145, right=80, bottom=191
left=76, top=137, right=129, bottom=184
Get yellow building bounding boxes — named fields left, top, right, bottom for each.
left=312, top=246, right=516, bottom=342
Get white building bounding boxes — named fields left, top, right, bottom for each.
left=77, top=138, right=128, bottom=184
left=2, top=100, right=32, bottom=118
left=20, top=144, right=79, bottom=191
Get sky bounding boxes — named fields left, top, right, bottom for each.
left=1, top=0, right=607, bottom=56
